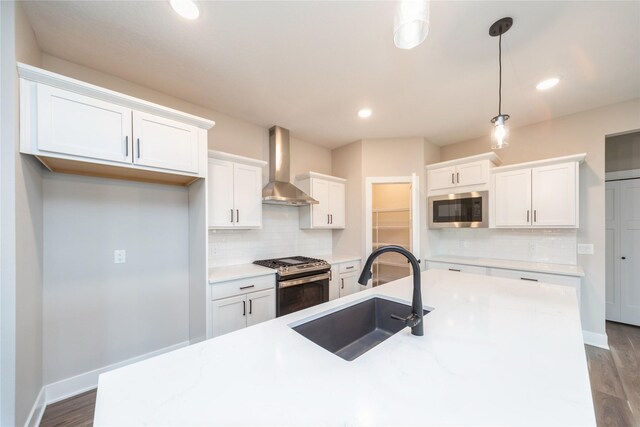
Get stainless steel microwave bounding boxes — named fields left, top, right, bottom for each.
left=428, top=191, right=488, bottom=228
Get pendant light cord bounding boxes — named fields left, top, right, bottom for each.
left=498, top=33, right=502, bottom=116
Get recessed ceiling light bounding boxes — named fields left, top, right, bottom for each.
left=358, top=109, right=372, bottom=118
left=169, top=0, right=200, bottom=20
left=536, top=77, right=560, bottom=91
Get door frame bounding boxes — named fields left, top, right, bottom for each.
left=364, top=174, right=420, bottom=270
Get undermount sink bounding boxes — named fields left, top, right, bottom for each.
left=291, top=297, right=431, bottom=361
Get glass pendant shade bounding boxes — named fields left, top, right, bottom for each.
left=491, top=115, right=509, bottom=149
left=394, top=0, right=430, bottom=49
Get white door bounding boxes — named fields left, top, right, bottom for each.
left=339, top=273, right=360, bottom=297
left=132, top=111, right=199, bottom=174
left=456, top=161, right=488, bottom=187
left=246, top=289, right=276, bottom=327
left=428, top=166, right=456, bottom=191
left=605, top=181, right=621, bottom=321
left=328, top=181, right=345, bottom=228
left=208, top=159, right=235, bottom=228
left=211, top=295, right=247, bottom=337
left=311, top=179, right=330, bottom=228
left=494, top=169, right=532, bottom=227
left=620, top=179, right=640, bottom=326
left=531, top=162, right=577, bottom=227
left=233, top=163, right=262, bottom=228
left=36, top=83, right=132, bottom=163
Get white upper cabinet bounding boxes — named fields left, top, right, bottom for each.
left=427, top=153, right=502, bottom=196
left=296, top=172, right=347, bottom=229
left=492, top=155, right=584, bottom=228
left=19, top=63, right=213, bottom=186
left=35, top=83, right=133, bottom=164
left=207, top=151, right=266, bottom=229
left=132, top=111, right=199, bottom=174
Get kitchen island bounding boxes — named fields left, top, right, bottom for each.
left=94, top=269, right=595, bottom=426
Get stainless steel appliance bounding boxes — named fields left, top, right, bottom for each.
left=428, top=191, right=488, bottom=228
left=253, top=256, right=330, bottom=316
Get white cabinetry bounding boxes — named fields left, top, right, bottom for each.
left=207, top=151, right=266, bottom=229
left=297, top=172, right=346, bottom=229
left=492, top=155, right=583, bottom=228
left=488, top=268, right=581, bottom=303
left=426, top=261, right=488, bottom=275
left=19, top=63, right=213, bottom=185
left=210, top=275, right=276, bottom=338
left=427, top=153, right=501, bottom=195
left=328, top=260, right=363, bottom=300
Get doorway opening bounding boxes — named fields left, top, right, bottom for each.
left=605, top=129, right=640, bottom=326
left=365, top=175, right=420, bottom=287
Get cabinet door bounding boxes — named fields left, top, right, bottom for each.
left=606, top=181, right=621, bottom=321
left=208, top=159, right=235, bottom=228
left=246, top=289, right=276, bottom=327
left=494, top=169, right=532, bottom=227
left=339, top=273, right=361, bottom=297
left=531, top=162, right=577, bottom=227
left=36, top=83, right=132, bottom=163
left=428, top=166, right=456, bottom=191
left=132, top=111, right=199, bottom=174
left=456, top=161, right=488, bottom=187
left=211, top=295, right=247, bottom=338
left=328, top=267, right=340, bottom=300
left=328, top=181, right=345, bottom=228
left=311, top=179, right=330, bottom=228
left=233, top=163, right=262, bottom=228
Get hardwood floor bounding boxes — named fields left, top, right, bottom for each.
left=39, top=389, right=96, bottom=427
left=587, top=321, right=640, bottom=427
left=38, top=322, right=640, bottom=426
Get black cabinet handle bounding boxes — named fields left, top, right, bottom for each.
left=520, top=277, right=538, bottom=282
left=249, top=299, right=252, bottom=315
left=236, top=209, right=239, bottom=223
left=242, top=300, right=246, bottom=316
left=456, top=172, right=459, bottom=183
left=125, top=136, right=129, bottom=157
left=341, top=278, right=344, bottom=289
left=534, top=210, right=537, bottom=223
left=451, top=173, right=455, bottom=184
left=330, top=214, right=333, bottom=224
left=239, top=285, right=254, bottom=290
left=137, top=138, right=140, bottom=158
left=448, top=268, right=461, bottom=272
left=230, top=209, right=234, bottom=223
left=621, top=257, right=626, bottom=260
left=527, top=210, right=530, bottom=223
left=346, top=266, right=354, bottom=270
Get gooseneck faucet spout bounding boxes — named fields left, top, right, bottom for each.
left=358, top=245, right=424, bottom=336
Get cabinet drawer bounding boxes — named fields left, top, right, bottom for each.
left=339, top=261, right=361, bottom=274
left=427, top=261, right=488, bottom=275
left=488, top=268, right=580, bottom=288
left=211, top=274, right=275, bottom=300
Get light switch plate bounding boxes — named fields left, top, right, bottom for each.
left=577, top=244, right=594, bottom=255
left=114, top=249, right=126, bottom=263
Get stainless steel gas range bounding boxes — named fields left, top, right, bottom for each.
left=253, top=256, right=331, bottom=317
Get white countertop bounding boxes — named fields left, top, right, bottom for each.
left=95, top=270, right=595, bottom=426
left=426, top=255, right=585, bottom=277
left=208, top=263, right=275, bottom=284
left=321, top=254, right=361, bottom=265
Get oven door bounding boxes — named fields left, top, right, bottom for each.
left=277, top=271, right=330, bottom=317
left=428, top=191, right=488, bottom=228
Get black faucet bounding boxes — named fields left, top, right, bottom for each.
left=358, top=245, right=424, bottom=336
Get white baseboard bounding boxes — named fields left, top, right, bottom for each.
left=583, top=330, right=609, bottom=349
left=24, top=386, right=46, bottom=427
left=44, top=340, right=190, bottom=405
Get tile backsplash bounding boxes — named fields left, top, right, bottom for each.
left=209, top=205, right=332, bottom=267
left=436, top=228, right=577, bottom=265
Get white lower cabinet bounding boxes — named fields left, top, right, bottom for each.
left=210, top=275, right=275, bottom=338
left=328, top=260, right=363, bottom=300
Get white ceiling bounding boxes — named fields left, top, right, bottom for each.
left=22, top=1, right=640, bottom=149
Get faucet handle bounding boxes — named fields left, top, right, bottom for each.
left=391, top=312, right=422, bottom=328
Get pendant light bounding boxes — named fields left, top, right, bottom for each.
left=394, top=0, right=430, bottom=49
left=489, top=17, right=513, bottom=150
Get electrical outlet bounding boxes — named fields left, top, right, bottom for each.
left=528, top=242, right=537, bottom=254
left=114, top=249, right=126, bottom=264
left=577, top=244, right=594, bottom=255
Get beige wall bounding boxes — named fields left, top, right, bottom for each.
left=332, top=140, right=363, bottom=257
left=605, top=131, right=640, bottom=172
left=14, top=3, right=44, bottom=426
left=440, top=98, right=640, bottom=336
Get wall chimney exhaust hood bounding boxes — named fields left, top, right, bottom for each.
left=262, top=126, right=318, bottom=206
